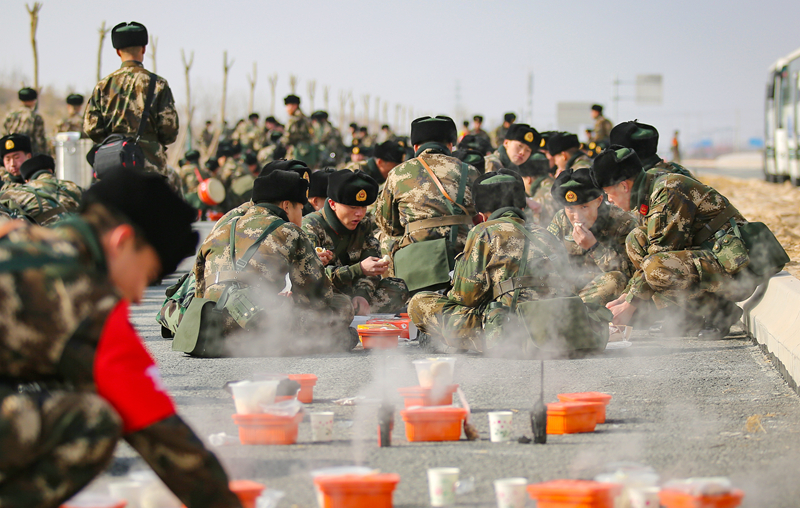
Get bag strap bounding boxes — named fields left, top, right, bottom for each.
left=193, top=166, right=205, bottom=184
left=136, top=72, right=158, bottom=142
left=692, top=203, right=739, bottom=246
left=510, top=231, right=530, bottom=312
left=417, top=156, right=471, bottom=216
left=230, top=216, right=286, bottom=272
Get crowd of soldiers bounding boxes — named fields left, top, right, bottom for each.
left=0, top=19, right=789, bottom=508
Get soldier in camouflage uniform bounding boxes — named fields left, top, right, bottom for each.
left=302, top=170, right=408, bottom=315
left=0, top=170, right=241, bottom=507
left=1, top=134, right=30, bottom=186
left=408, top=169, right=576, bottom=352
left=484, top=123, right=541, bottom=173
left=281, top=95, right=316, bottom=167
left=178, top=149, right=209, bottom=197
left=312, top=111, right=345, bottom=166
left=591, top=147, right=770, bottom=338
left=375, top=116, right=479, bottom=291
left=530, top=132, right=591, bottom=226
left=610, top=120, right=695, bottom=178
left=470, top=115, right=493, bottom=148
left=83, top=22, right=180, bottom=186
left=2, top=87, right=48, bottom=156
left=590, top=104, right=613, bottom=147
left=55, top=94, right=89, bottom=137
left=20, top=154, right=83, bottom=212
left=195, top=167, right=355, bottom=354
left=491, top=112, right=516, bottom=148
left=547, top=167, right=636, bottom=306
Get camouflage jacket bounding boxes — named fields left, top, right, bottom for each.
left=0, top=167, right=24, bottom=187
left=625, top=170, right=746, bottom=303
left=301, top=201, right=381, bottom=301
left=529, top=174, right=559, bottom=226
left=25, top=171, right=83, bottom=212
left=195, top=202, right=344, bottom=316
left=484, top=146, right=518, bottom=173
left=0, top=184, right=70, bottom=225
left=470, top=128, right=492, bottom=146
left=315, top=121, right=344, bottom=153
left=567, top=151, right=593, bottom=171
left=491, top=125, right=509, bottom=147
left=55, top=113, right=88, bottom=137
left=84, top=61, right=179, bottom=174
left=3, top=107, right=48, bottom=155
left=591, top=115, right=613, bottom=144
left=547, top=202, right=637, bottom=283
left=375, top=146, right=479, bottom=254
left=281, top=109, right=314, bottom=148
left=0, top=218, right=241, bottom=508
left=446, top=207, right=573, bottom=309
left=643, top=155, right=695, bottom=179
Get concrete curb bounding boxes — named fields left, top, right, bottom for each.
left=740, top=271, right=800, bottom=393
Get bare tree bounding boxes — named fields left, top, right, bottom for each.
left=374, top=96, right=380, bottom=127
left=361, top=94, right=370, bottom=127
left=338, top=90, right=347, bottom=129
left=247, top=62, right=257, bottom=114
left=181, top=49, right=195, bottom=150
left=348, top=93, right=355, bottom=126
left=394, top=104, right=401, bottom=131
left=97, top=21, right=111, bottom=82
left=307, top=80, right=316, bottom=112
left=289, top=75, right=298, bottom=94
left=383, top=101, right=389, bottom=126
left=268, top=73, right=278, bottom=115
left=26, top=2, right=42, bottom=91
left=206, top=50, right=234, bottom=158
left=149, top=35, right=158, bottom=74
left=323, top=85, right=330, bottom=112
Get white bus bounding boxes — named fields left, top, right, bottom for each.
left=765, top=46, right=800, bottom=184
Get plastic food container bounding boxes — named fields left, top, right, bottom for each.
left=659, top=489, right=744, bottom=508
left=207, top=211, right=225, bottom=221
left=367, top=317, right=410, bottom=339
left=546, top=402, right=598, bottom=434
left=313, top=473, right=400, bottom=508
left=229, top=480, right=266, bottom=508
left=412, top=358, right=456, bottom=388
left=527, top=479, right=623, bottom=508
left=357, top=324, right=402, bottom=349
left=231, top=412, right=303, bottom=445
left=397, top=384, right=458, bottom=408
left=60, top=495, right=127, bottom=508
left=287, top=373, right=318, bottom=403
left=401, top=406, right=467, bottom=442
left=230, top=380, right=280, bottom=415
left=557, top=392, right=613, bottom=423
left=197, top=178, right=226, bottom=206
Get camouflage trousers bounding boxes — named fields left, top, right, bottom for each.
left=408, top=292, right=486, bottom=352
left=0, top=388, right=121, bottom=508
left=345, top=277, right=409, bottom=314
left=626, top=228, right=758, bottom=315
left=577, top=271, right=627, bottom=307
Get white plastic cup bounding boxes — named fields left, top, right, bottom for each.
left=629, top=486, right=660, bottom=508
left=427, top=467, right=460, bottom=507
left=310, top=412, right=334, bottom=442
left=488, top=411, right=514, bottom=442
left=493, top=477, right=528, bottom=508
left=413, top=357, right=456, bottom=388
left=230, top=380, right=279, bottom=414
left=108, top=481, right=142, bottom=508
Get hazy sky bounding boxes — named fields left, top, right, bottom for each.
left=2, top=0, right=799, bottom=152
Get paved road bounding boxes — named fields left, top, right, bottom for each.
left=91, top=272, right=800, bottom=508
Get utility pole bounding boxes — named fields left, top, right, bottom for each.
left=527, top=72, right=534, bottom=125
left=26, top=2, right=42, bottom=91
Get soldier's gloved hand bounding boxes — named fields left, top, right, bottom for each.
left=352, top=296, right=370, bottom=316
left=360, top=256, right=389, bottom=277
left=572, top=223, right=597, bottom=250
left=526, top=197, right=542, bottom=213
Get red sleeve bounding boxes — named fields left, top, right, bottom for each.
left=94, top=300, right=176, bottom=434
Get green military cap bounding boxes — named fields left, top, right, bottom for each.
left=473, top=168, right=526, bottom=214
left=590, top=145, right=643, bottom=189
left=373, top=140, right=405, bottom=163
left=111, top=21, right=148, bottom=50
left=591, top=104, right=604, bottom=113
left=327, top=169, right=379, bottom=207
left=18, top=87, right=37, bottom=101
left=1, top=134, right=32, bottom=159
left=244, top=152, right=258, bottom=166
left=284, top=94, right=301, bottom=105
left=248, top=112, right=260, bottom=120
left=518, top=152, right=550, bottom=177
left=458, top=134, right=493, bottom=155
left=205, top=159, right=219, bottom=172
left=547, top=132, right=580, bottom=156
left=539, top=130, right=556, bottom=151
left=410, top=116, right=457, bottom=145
left=453, top=148, right=485, bottom=174
left=184, top=149, right=200, bottom=162
left=504, top=123, right=541, bottom=149
left=350, top=145, right=372, bottom=157
left=308, top=168, right=336, bottom=198
left=503, top=112, right=516, bottom=123
left=473, top=114, right=484, bottom=122
left=551, top=167, right=603, bottom=206
left=20, top=154, right=55, bottom=181
left=610, top=120, right=659, bottom=159
left=252, top=169, right=308, bottom=205
left=66, top=93, right=84, bottom=106
left=261, top=159, right=310, bottom=179
left=311, top=110, right=329, bottom=120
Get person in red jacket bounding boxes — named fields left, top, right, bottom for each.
left=0, top=170, right=242, bottom=508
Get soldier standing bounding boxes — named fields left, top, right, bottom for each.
left=0, top=170, right=242, bottom=507
left=589, top=104, right=613, bottom=147
left=312, top=111, right=345, bottom=166
left=491, top=112, right=516, bottom=147
left=546, top=168, right=636, bottom=306
left=83, top=22, right=180, bottom=186
left=302, top=169, right=409, bottom=315
left=55, top=94, right=88, bottom=137
left=484, top=123, right=541, bottom=173
left=3, top=87, right=48, bottom=156
left=281, top=94, right=316, bottom=166
left=470, top=115, right=492, bottom=147
left=591, top=147, right=786, bottom=338
left=671, top=130, right=681, bottom=163
left=375, top=116, right=479, bottom=293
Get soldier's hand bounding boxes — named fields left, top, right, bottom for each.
left=572, top=223, right=597, bottom=250
left=608, top=300, right=636, bottom=326
left=317, top=249, right=334, bottom=266
left=352, top=296, right=370, bottom=316
left=360, top=256, right=389, bottom=277
left=526, top=197, right=542, bottom=213
left=606, top=293, right=627, bottom=309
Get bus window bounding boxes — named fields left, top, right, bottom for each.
left=779, top=67, right=790, bottom=128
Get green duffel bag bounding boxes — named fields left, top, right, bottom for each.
left=739, top=222, right=790, bottom=278
left=515, top=297, right=611, bottom=354
left=393, top=237, right=452, bottom=293
left=172, top=296, right=227, bottom=357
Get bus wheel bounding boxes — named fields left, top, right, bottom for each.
left=791, top=175, right=800, bottom=187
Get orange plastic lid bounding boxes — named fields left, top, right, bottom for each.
left=357, top=324, right=402, bottom=335
left=230, top=480, right=266, bottom=496
left=368, top=318, right=409, bottom=329
left=546, top=402, right=598, bottom=415
left=287, top=373, right=318, bottom=384
left=659, top=488, right=745, bottom=508
left=401, top=406, right=467, bottom=422
left=399, top=313, right=409, bottom=318
left=232, top=412, right=302, bottom=424
left=558, top=392, right=612, bottom=404
left=527, top=480, right=622, bottom=500
left=314, top=473, right=401, bottom=491
left=398, top=384, right=458, bottom=396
